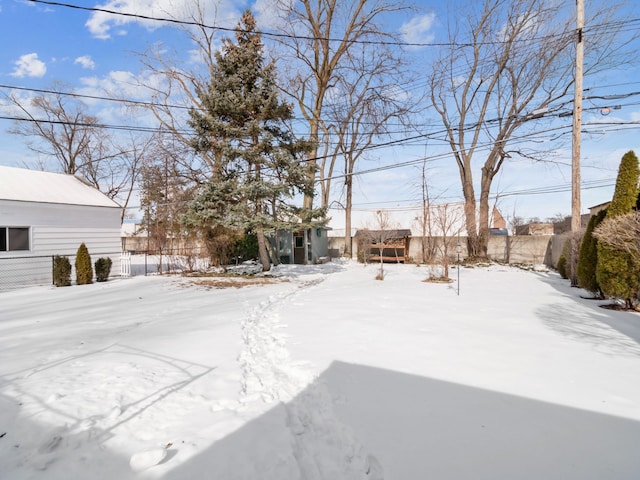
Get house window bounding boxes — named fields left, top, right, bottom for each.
left=294, top=236, right=304, bottom=248
left=0, top=227, right=30, bottom=252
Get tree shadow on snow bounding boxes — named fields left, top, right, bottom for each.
left=0, top=392, right=132, bottom=480
left=160, top=361, right=640, bottom=480
left=0, top=345, right=217, bottom=479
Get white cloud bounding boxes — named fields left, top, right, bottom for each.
left=254, top=0, right=289, bottom=30
left=74, top=55, right=96, bottom=70
left=11, top=53, right=46, bottom=78
left=85, top=0, right=241, bottom=39
left=399, top=13, right=436, bottom=47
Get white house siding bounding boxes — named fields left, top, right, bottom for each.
left=0, top=200, right=121, bottom=289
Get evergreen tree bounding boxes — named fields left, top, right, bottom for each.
left=53, top=255, right=72, bottom=287
left=75, top=242, right=93, bottom=285
left=596, top=150, right=640, bottom=307
left=186, top=10, right=323, bottom=271
left=95, top=257, right=112, bottom=282
left=577, top=209, right=606, bottom=296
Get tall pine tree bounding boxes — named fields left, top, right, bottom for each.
left=596, top=150, right=640, bottom=308
left=186, top=10, right=321, bottom=271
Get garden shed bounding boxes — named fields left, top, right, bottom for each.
left=273, top=227, right=331, bottom=265
left=355, top=229, right=412, bottom=263
left=0, top=166, right=122, bottom=289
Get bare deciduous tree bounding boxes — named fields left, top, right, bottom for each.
left=431, top=203, right=465, bottom=279
left=133, top=1, right=222, bottom=182
left=429, top=0, right=635, bottom=258
left=413, top=161, right=438, bottom=264
left=327, top=40, right=412, bottom=257
left=273, top=0, right=413, bottom=212
left=360, top=209, right=402, bottom=280
left=6, top=84, right=144, bottom=216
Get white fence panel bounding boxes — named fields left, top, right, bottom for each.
left=120, top=252, right=131, bottom=277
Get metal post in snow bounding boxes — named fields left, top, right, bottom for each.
left=456, top=239, right=461, bottom=296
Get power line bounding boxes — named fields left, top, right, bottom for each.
left=328, top=178, right=616, bottom=213
left=29, top=0, right=638, bottom=49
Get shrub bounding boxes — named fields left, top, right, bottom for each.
left=596, top=150, right=640, bottom=305
left=53, top=255, right=71, bottom=287
left=556, top=254, right=568, bottom=279
left=233, top=231, right=259, bottom=262
left=556, top=239, right=571, bottom=279
left=577, top=210, right=606, bottom=295
left=95, top=257, right=112, bottom=282
left=75, top=243, right=93, bottom=285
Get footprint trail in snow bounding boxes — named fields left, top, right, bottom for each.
left=238, top=279, right=384, bottom=479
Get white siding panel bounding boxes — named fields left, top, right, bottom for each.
left=33, top=228, right=121, bottom=255
left=0, top=201, right=121, bottom=229
left=0, top=199, right=122, bottom=289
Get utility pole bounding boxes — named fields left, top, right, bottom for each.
left=571, top=0, right=584, bottom=286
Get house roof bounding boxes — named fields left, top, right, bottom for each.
left=0, top=166, right=120, bottom=208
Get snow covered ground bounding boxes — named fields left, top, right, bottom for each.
left=1, top=260, right=639, bottom=479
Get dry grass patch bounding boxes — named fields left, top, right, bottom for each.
left=423, top=276, right=453, bottom=284
left=180, top=273, right=289, bottom=289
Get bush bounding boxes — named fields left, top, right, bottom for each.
left=556, top=239, right=571, bottom=279
left=95, top=257, right=112, bottom=282
left=556, top=254, right=568, bottom=279
left=75, top=243, right=93, bottom=285
left=577, top=210, right=606, bottom=295
left=53, top=255, right=71, bottom=287
left=596, top=150, right=640, bottom=305
left=233, top=231, right=259, bottom=262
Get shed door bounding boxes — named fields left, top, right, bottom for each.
left=293, top=231, right=305, bottom=264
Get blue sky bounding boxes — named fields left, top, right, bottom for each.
left=1, top=0, right=640, bottom=230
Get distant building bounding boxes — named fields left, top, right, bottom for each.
left=515, top=223, right=554, bottom=236
left=492, top=206, right=507, bottom=229
left=552, top=214, right=590, bottom=235
left=588, top=202, right=610, bottom=217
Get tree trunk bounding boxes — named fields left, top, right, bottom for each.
left=462, top=179, right=481, bottom=258
left=265, top=235, right=280, bottom=267
left=303, top=111, right=321, bottom=210
left=256, top=228, right=271, bottom=272
left=478, top=170, right=493, bottom=258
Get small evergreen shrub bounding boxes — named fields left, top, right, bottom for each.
left=556, top=254, right=568, bottom=279
left=577, top=210, right=606, bottom=295
left=53, top=255, right=71, bottom=287
left=556, top=239, right=571, bottom=280
left=75, top=242, right=93, bottom=285
left=557, top=239, right=570, bottom=279
left=95, top=257, right=112, bottom=282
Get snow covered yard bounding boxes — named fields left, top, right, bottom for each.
left=1, top=261, right=639, bottom=479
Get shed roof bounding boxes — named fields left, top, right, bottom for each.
left=0, top=166, right=120, bottom=208
left=354, top=229, right=412, bottom=238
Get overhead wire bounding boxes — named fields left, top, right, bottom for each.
left=28, top=0, right=614, bottom=49
left=8, top=0, right=639, bottom=208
